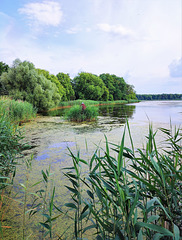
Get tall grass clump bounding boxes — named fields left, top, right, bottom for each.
left=0, top=113, right=25, bottom=187
left=63, top=122, right=182, bottom=239
left=65, top=105, right=98, bottom=122
left=0, top=97, right=36, bottom=123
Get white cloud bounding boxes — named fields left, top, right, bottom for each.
left=169, top=58, right=182, bottom=78
left=18, top=1, right=63, bottom=27
left=66, top=26, right=82, bottom=34
left=97, top=23, right=135, bottom=39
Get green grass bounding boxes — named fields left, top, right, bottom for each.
left=58, top=99, right=138, bottom=108
left=65, top=105, right=98, bottom=122
left=0, top=97, right=36, bottom=123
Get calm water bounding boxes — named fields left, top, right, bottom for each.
left=48, top=100, right=182, bottom=126
left=4, top=101, right=182, bottom=239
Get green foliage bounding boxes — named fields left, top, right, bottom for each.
left=73, top=72, right=109, bottom=101
left=57, top=72, right=75, bottom=101
left=0, top=97, right=36, bottom=123
left=64, top=123, right=182, bottom=239
left=136, top=93, right=182, bottom=100
left=36, top=69, right=66, bottom=100
left=100, top=73, right=137, bottom=101
left=0, top=61, right=9, bottom=76
left=0, top=59, right=61, bottom=112
left=65, top=105, right=98, bottom=122
left=0, top=114, right=24, bottom=188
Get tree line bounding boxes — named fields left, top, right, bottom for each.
left=136, top=94, right=182, bottom=101
left=0, top=59, right=136, bottom=112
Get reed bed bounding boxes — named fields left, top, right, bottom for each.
left=65, top=105, right=98, bottom=122
left=0, top=97, right=36, bottom=123
left=62, top=122, right=182, bottom=239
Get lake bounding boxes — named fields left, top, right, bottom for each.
left=4, top=100, right=182, bottom=239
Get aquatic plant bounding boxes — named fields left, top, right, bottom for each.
left=65, top=105, right=98, bottom=122
left=0, top=97, right=36, bottom=123
left=0, top=113, right=24, bottom=187
left=64, top=122, right=182, bottom=239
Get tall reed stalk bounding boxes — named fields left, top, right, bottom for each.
left=63, top=122, right=181, bottom=239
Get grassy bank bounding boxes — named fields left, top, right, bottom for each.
left=57, top=99, right=139, bottom=108
left=0, top=97, right=37, bottom=123
left=0, top=97, right=35, bottom=188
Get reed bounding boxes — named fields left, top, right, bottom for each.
left=63, top=122, right=181, bottom=239
left=0, top=113, right=24, bottom=187
left=0, top=97, right=36, bottom=123
left=65, top=105, right=98, bottom=122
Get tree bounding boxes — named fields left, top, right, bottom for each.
left=73, top=72, right=109, bottom=101
left=126, top=84, right=137, bottom=100
left=100, top=73, right=135, bottom=101
left=56, top=72, right=75, bottom=100
left=0, top=61, right=9, bottom=76
left=36, top=69, right=66, bottom=100
left=99, top=73, right=115, bottom=101
left=0, top=59, right=61, bottom=112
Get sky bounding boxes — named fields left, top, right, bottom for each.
left=0, top=0, right=182, bottom=94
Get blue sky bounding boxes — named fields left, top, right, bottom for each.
left=0, top=0, right=181, bottom=94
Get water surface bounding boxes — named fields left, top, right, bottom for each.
left=4, top=101, right=181, bottom=239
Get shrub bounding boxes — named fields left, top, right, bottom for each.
left=65, top=105, right=98, bottom=122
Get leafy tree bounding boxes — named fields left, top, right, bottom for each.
left=0, top=59, right=61, bottom=112
left=0, top=61, right=9, bottom=76
left=99, top=73, right=115, bottom=100
left=126, top=84, right=137, bottom=100
left=56, top=72, right=75, bottom=100
left=36, top=69, right=65, bottom=100
left=111, top=75, right=127, bottom=100
left=100, top=73, right=136, bottom=101
left=73, top=72, right=109, bottom=101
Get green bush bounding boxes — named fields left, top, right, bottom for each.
left=65, top=105, right=98, bottom=122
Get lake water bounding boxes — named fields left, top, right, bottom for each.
left=4, top=101, right=182, bottom=239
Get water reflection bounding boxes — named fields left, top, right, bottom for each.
left=47, top=103, right=136, bottom=125
left=99, top=104, right=136, bottom=122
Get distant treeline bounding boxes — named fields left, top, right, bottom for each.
left=0, top=59, right=137, bottom=112
left=136, top=94, right=182, bottom=101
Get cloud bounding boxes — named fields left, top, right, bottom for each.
left=97, top=23, right=135, bottom=39
left=66, top=26, right=82, bottom=34
left=169, top=58, right=182, bottom=78
left=18, top=1, right=63, bottom=27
